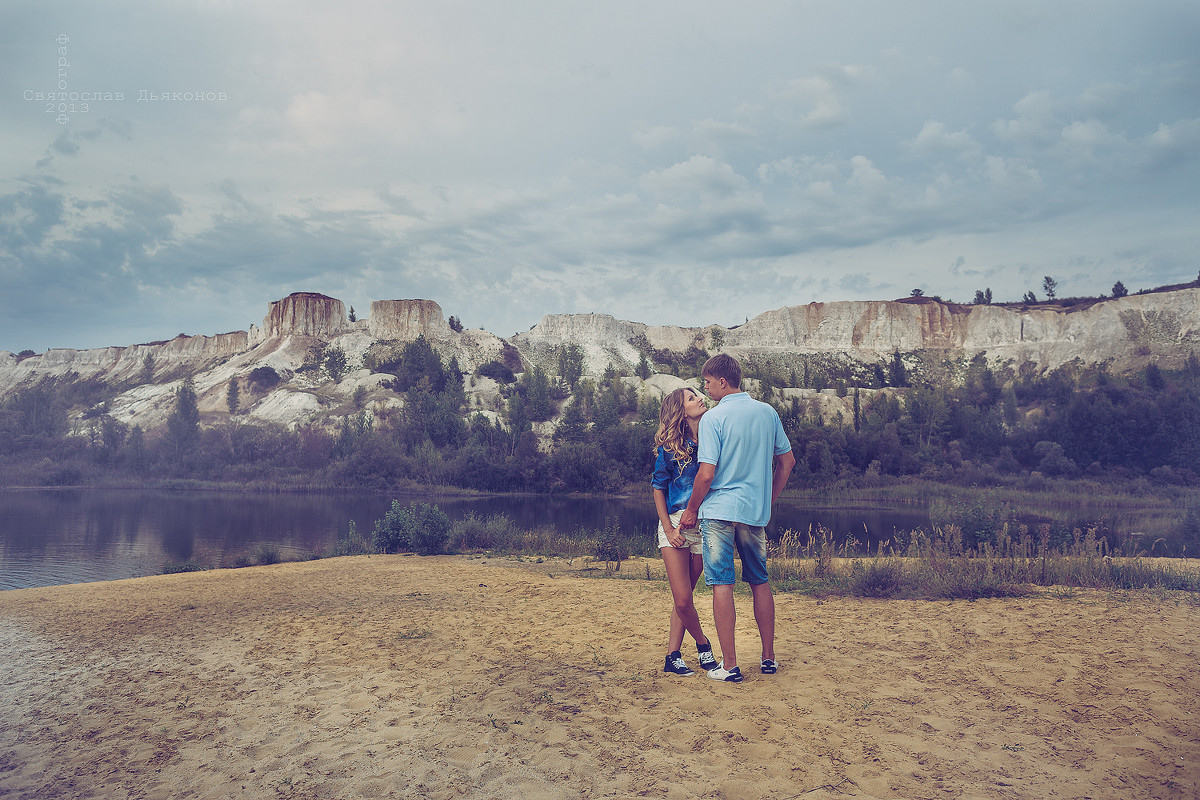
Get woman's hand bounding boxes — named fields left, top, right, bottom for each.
left=666, top=526, right=686, bottom=549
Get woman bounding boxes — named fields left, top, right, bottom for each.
left=651, top=387, right=718, bottom=675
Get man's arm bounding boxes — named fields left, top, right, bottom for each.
left=679, top=463, right=716, bottom=530
left=770, top=450, right=796, bottom=505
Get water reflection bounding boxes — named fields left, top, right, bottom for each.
left=0, top=489, right=933, bottom=590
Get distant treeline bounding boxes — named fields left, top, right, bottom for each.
left=2, top=337, right=1199, bottom=545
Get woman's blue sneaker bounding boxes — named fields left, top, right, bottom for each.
left=664, top=652, right=695, bottom=676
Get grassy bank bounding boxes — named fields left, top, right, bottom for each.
left=164, top=503, right=1200, bottom=601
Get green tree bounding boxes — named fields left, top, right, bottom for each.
left=324, top=346, right=348, bottom=382
left=1111, top=280, right=1128, bottom=298
left=125, top=425, right=150, bottom=473
left=165, top=377, right=201, bottom=461
left=1042, top=276, right=1058, bottom=300
left=372, top=501, right=450, bottom=554
left=93, top=415, right=128, bottom=464
left=557, top=343, right=584, bottom=390
left=636, top=352, right=652, bottom=380
left=139, top=354, right=156, bottom=385
left=227, top=380, right=240, bottom=415
left=554, top=398, right=588, bottom=443
left=888, top=351, right=908, bottom=388
left=593, top=382, right=620, bottom=431
left=524, top=366, right=554, bottom=422
left=248, top=366, right=281, bottom=389
left=478, top=361, right=516, bottom=384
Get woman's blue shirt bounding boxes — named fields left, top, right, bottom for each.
left=651, top=440, right=699, bottom=513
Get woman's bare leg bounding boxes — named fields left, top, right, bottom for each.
left=662, top=546, right=708, bottom=652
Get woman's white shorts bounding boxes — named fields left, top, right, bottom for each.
left=657, top=510, right=703, bottom=554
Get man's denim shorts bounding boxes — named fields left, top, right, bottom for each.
left=700, top=518, right=769, bottom=586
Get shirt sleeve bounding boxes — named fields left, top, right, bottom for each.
left=650, top=446, right=672, bottom=489
left=697, top=413, right=720, bottom=465
left=772, top=409, right=792, bottom=456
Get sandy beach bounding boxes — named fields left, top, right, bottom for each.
left=1, top=554, right=1197, bottom=800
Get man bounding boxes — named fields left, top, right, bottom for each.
left=679, top=354, right=795, bottom=683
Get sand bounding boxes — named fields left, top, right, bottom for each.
left=1, top=554, right=1198, bottom=800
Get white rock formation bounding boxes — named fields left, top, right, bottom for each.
left=2, top=286, right=1197, bottom=435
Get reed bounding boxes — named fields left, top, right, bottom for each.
left=764, top=524, right=1200, bottom=599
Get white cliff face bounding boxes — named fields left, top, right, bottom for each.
left=2, top=287, right=1197, bottom=435
left=0, top=332, right=251, bottom=395
left=369, top=299, right=451, bottom=340
left=724, top=291, right=1200, bottom=370
left=515, top=313, right=648, bottom=375
left=260, top=292, right=348, bottom=339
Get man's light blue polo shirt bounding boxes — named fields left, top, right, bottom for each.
left=697, top=392, right=792, bottom=527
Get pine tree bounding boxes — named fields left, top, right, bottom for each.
left=557, top=344, right=584, bottom=390
left=166, top=377, right=200, bottom=461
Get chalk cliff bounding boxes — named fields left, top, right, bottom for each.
left=513, top=291, right=1200, bottom=380
left=257, top=292, right=348, bottom=340
left=2, top=287, right=1197, bottom=433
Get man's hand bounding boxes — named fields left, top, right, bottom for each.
left=681, top=463, right=716, bottom=531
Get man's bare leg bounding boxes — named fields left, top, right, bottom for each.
left=712, top=583, right=737, bottom=670
left=750, top=582, right=775, bottom=663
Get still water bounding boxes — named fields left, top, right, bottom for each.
left=0, top=489, right=930, bottom=590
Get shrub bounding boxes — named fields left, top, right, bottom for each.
left=253, top=542, right=283, bottom=565
left=248, top=366, right=282, bottom=389
left=328, top=520, right=372, bottom=556
left=478, top=360, right=516, bottom=384
left=450, top=512, right=522, bottom=551
left=373, top=501, right=450, bottom=555
left=162, top=559, right=206, bottom=574
left=850, top=559, right=905, bottom=597
left=594, top=516, right=629, bottom=569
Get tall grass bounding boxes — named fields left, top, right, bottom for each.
left=449, top=511, right=658, bottom=561
left=767, top=524, right=1200, bottom=598
left=160, top=501, right=1198, bottom=600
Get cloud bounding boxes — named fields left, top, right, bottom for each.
left=909, top=121, right=981, bottom=160
left=1142, top=118, right=1200, bottom=171
left=638, top=155, right=750, bottom=199
left=632, top=125, right=678, bottom=150
left=769, top=63, right=867, bottom=129
left=2, top=1, right=1199, bottom=351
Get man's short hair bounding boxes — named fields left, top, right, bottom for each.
left=702, top=354, right=742, bottom=388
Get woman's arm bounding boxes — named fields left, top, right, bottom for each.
left=653, top=487, right=685, bottom=548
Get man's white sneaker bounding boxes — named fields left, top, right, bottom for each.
left=707, top=662, right=743, bottom=682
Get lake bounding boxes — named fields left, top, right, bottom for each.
left=0, top=489, right=931, bottom=590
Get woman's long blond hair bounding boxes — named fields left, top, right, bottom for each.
left=653, top=388, right=697, bottom=468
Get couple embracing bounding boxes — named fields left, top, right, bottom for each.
left=651, top=354, right=796, bottom=683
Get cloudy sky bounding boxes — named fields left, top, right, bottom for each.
left=3, top=1, right=1198, bottom=352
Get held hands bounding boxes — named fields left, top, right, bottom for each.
left=665, top=525, right=686, bottom=549
left=678, top=508, right=698, bottom=531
